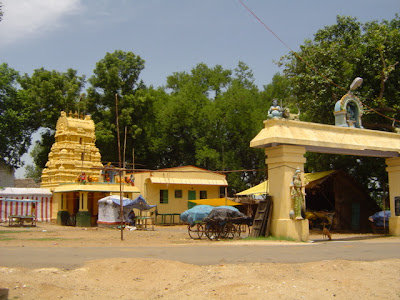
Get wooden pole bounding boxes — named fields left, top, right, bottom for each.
left=123, top=126, right=127, bottom=177
left=225, top=186, right=228, bottom=206
left=115, top=94, right=124, bottom=241
left=132, top=148, right=135, bottom=171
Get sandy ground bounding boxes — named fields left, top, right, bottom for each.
left=0, top=222, right=400, bottom=300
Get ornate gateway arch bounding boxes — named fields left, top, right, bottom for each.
left=251, top=118, right=400, bottom=241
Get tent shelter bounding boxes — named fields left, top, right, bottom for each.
left=236, top=181, right=269, bottom=197
left=97, top=195, right=156, bottom=227
left=305, top=170, right=379, bottom=231
left=236, top=170, right=379, bottom=232
left=0, top=188, right=52, bottom=222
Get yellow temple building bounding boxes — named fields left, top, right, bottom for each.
left=41, top=111, right=140, bottom=226
left=40, top=111, right=103, bottom=189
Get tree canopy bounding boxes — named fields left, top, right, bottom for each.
left=86, top=50, right=146, bottom=164
left=0, top=64, right=36, bottom=167
left=280, top=15, right=400, bottom=129
left=0, top=14, right=396, bottom=201
left=0, top=2, right=3, bottom=22
left=280, top=15, right=400, bottom=204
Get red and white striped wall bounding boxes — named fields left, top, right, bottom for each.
left=0, top=188, right=52, bottom=223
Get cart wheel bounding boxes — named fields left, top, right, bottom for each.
left=231, top=223, right=240, bottom=238
left=219, top=223, right=228, bottom=239
left=228, top=222, right=236, bottom=239
left=205, top=223, right=219, bottom=240
left=188, top=224, right=203, bottom=239
left=239, top=224, right=248, bottom=237
left=188, top=225, right=197, bottom=239
left=220, top=222, right=235, bottom=239
left=196, top=223, right=204, bottom=239
left=233, top=224, right=241, bottom=237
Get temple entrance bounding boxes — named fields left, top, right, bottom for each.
left=251, top=118, right=400, bottom=241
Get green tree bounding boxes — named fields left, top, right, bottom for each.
left=281, top=15, right=400, bottom=128
left=161, top=62, right=266, bottom=193
left=19, top=68, right=86, bottom=130
left=0, top=2, right=3, bottom=22
left=280, top=15, right=400, bottom=202
left=158, top=63, right=232, bottom=168
left=261, top=72, right=298, bottom=115
left=18, top=68, right=85, bottom=173
left=86, top=50, right=146, bottom=164
left=24, top=141, right=47, bottom=182
left=0, top=63, right=36, bottom=168
left=212, top=62, right=266, bottom=192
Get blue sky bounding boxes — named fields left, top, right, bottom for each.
left=0, top=0, right=398, bottom=177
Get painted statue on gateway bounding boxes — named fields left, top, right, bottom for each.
left=291, top=169, right=304, bottom=220
left=267, top=99, right=283, bottom=119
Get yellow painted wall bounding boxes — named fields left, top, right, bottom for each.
left=386, top=157, right=400, bottom=236
left=132, top=166, right=226, bottom=214
left=144, top=182, right=221, bottom=214
left=52, top=194, right=60, bottom=222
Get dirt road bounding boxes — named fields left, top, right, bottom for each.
left=1, top=223, right=399, bottom=299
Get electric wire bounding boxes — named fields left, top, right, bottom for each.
left=239, top=0, right=399, bottom=125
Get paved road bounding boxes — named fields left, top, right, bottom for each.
left=2, top=238, right=400, bottom=269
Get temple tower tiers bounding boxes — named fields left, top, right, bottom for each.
left=40, top=111, right=103, bottom=190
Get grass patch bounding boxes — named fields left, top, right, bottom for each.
left=242, top=235, right=296, bottom=242
left=27, top=237, right=65, bottom=241
left=0, top=230, right=31, bottom=234
left=0, top=230, right=30, bottom=241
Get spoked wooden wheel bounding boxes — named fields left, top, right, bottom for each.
left=205, top=223, right=220, bottom=240
left=236, top=224, right=248, bottom=237
left=221, top=222, right=236, bottom=239
left=188, top=223, right=204, bottom=239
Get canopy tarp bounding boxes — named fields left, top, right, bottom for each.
left=304, top=170, right=335, bottom=185
left=180, top=205, right=241, bottom=226
left=236, top=181, right=269, bottom=196
left=188, top=198, right=242, bottom=206
left=236, top=170, right=337, bottom=196
left=98, top=195, right=156, bottom=211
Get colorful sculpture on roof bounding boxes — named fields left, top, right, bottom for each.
left=267, top=99, right=283, bottom=119
left=334, top=77, right=364, bottom=128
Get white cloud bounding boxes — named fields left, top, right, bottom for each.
left=0, top=0, right=82, bottom=47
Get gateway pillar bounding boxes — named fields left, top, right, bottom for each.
left=385, top=157, right=400, bottom=236
left=265, top=145, right=309, bottom=241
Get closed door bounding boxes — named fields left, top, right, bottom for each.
left=188, top=190, right=196, bottom=209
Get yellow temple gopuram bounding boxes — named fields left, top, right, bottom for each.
left=41, top=111, right=140, bottom=227
left=41, top=111, right=103, bottom=188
